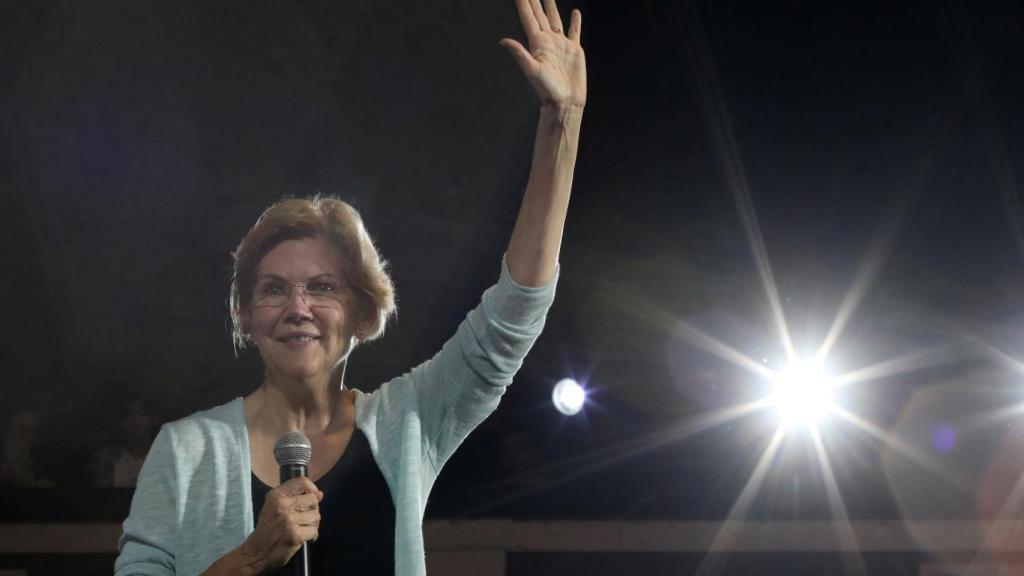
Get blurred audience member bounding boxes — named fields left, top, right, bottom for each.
left=1, top=410, right=55, bottom=488
left=90, top=400, right=158, bottom=487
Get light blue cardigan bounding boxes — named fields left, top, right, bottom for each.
left=115, top=260, right=556, bottom=576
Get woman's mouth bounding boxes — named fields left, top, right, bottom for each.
left=278, top=334, right=320, bottom=345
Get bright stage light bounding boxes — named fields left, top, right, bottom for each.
left=770, top=360, right=835, bottom=429
left=552, top=378, right=585, bottom=416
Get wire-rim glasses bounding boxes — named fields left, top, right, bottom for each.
left=253, top=279, right=348, bottom=308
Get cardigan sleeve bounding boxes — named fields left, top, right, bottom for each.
left=114, top=425, right=180, bottom=576
left=409, top=256, right=558, bottom=471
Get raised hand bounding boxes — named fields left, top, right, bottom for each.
left=500, top=0, right=586, bottom=111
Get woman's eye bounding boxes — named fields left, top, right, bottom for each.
left=261, top=285, right=284, bottom=296
left=309, top=281, right=335, bottom=293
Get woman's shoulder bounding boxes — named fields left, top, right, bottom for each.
left=352, top=377, right=420, bottom=424
left=161, top=397, right=246, bottom=449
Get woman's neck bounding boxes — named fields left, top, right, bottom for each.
left=252, top=364, right=349, bottom=436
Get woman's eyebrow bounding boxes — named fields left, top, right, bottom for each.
left=307, top=273, right=341, bottom=281
left=255, top=273, right=286, bottom=283
left=256, top=272, right=341, bottom=282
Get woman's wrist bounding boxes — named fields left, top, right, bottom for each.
left=235, top=539, right=269, bottom=576
left=539, top=103, right=584, bottom=127
left=202, top=542, right=267, bottom=576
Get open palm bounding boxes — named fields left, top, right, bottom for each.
left=500, top=0, right=587, bottom=110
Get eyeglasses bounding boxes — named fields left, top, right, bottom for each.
left=253, top=279, right=348, bottom=308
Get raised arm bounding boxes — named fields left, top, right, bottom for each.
left=500, top=0, right=586, bottom=287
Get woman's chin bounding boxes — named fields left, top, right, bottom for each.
left=269, top=361, right=327, bottom=384
left=263, top=350, right=345, bottom=385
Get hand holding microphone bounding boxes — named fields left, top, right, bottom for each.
left=239, top=432, right=319, bottom=575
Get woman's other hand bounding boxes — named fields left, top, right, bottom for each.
left=240, top=476, right=323, bottom=572
left=500, top=0, right=586, bottom=111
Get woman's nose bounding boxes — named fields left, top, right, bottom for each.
left=281, top=286, right=314, bottom=318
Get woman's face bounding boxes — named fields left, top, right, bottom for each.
left=247, top=237, right=361, bottom=384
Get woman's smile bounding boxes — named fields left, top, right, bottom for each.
left=276, top=332, right=322, bottom=347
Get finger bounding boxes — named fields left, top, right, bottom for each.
left=291, top=493, right=320, bottom=512
left=569, top=8, right=582, bottom=42
left=499, top=38, right=538, bottom=75
left=279, top=476, right=318, bottom=497
left=529, top=0, right=550, bottom=32
left=543, top=0, right=563, bottom=33
left=293, top=508, right=321, bottom=527
left=286, top=523, right=319, bottom=546
left=513, top=0, right=540, bottom=34
left=299, top=526, right=319, bottom=543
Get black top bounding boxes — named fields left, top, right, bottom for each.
left=252, top=428, right=396, bottom=575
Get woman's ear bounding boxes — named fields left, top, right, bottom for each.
left=355, top=320, right=373, bottom=342
left=240, top=307, right=254, bottom=343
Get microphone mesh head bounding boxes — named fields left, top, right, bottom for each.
left=273, top=431, right=312, bottom=466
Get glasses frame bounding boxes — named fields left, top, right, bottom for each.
left=252, top=279, right=349, bottom=309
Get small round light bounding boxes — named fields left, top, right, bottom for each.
left=552, top=378, right=585, bottom=416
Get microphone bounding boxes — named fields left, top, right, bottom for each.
left=274, top=431, right=313, bottom=576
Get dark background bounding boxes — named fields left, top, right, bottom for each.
left=2, top=0, right=1024, bottom=528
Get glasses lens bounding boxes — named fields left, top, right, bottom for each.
left=308, top=295, right=337, bottom=307
left=255, top=293, right=284, bottom=307
left=306, top=281, right=343, bottom=307
left=254, top=282, right=344, bottom=308
left=254, top=283, right=281, bottom=307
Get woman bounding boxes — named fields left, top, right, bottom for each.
left=115, top=0, right=585, bottom=574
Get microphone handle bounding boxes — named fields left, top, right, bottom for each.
left=280, top=464, right=308, bottom=483
left=280, top=464, right=311, bottom=576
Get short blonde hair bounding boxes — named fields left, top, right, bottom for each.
left=229, top=195, right=396, bottom=351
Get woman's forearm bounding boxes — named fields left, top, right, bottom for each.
left=505, top=105, right=583, bottom=287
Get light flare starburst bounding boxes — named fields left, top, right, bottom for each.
left=770, top=360, right=836, bottom=430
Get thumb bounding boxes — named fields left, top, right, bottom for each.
left=499, top=38, right=536, bottom=75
